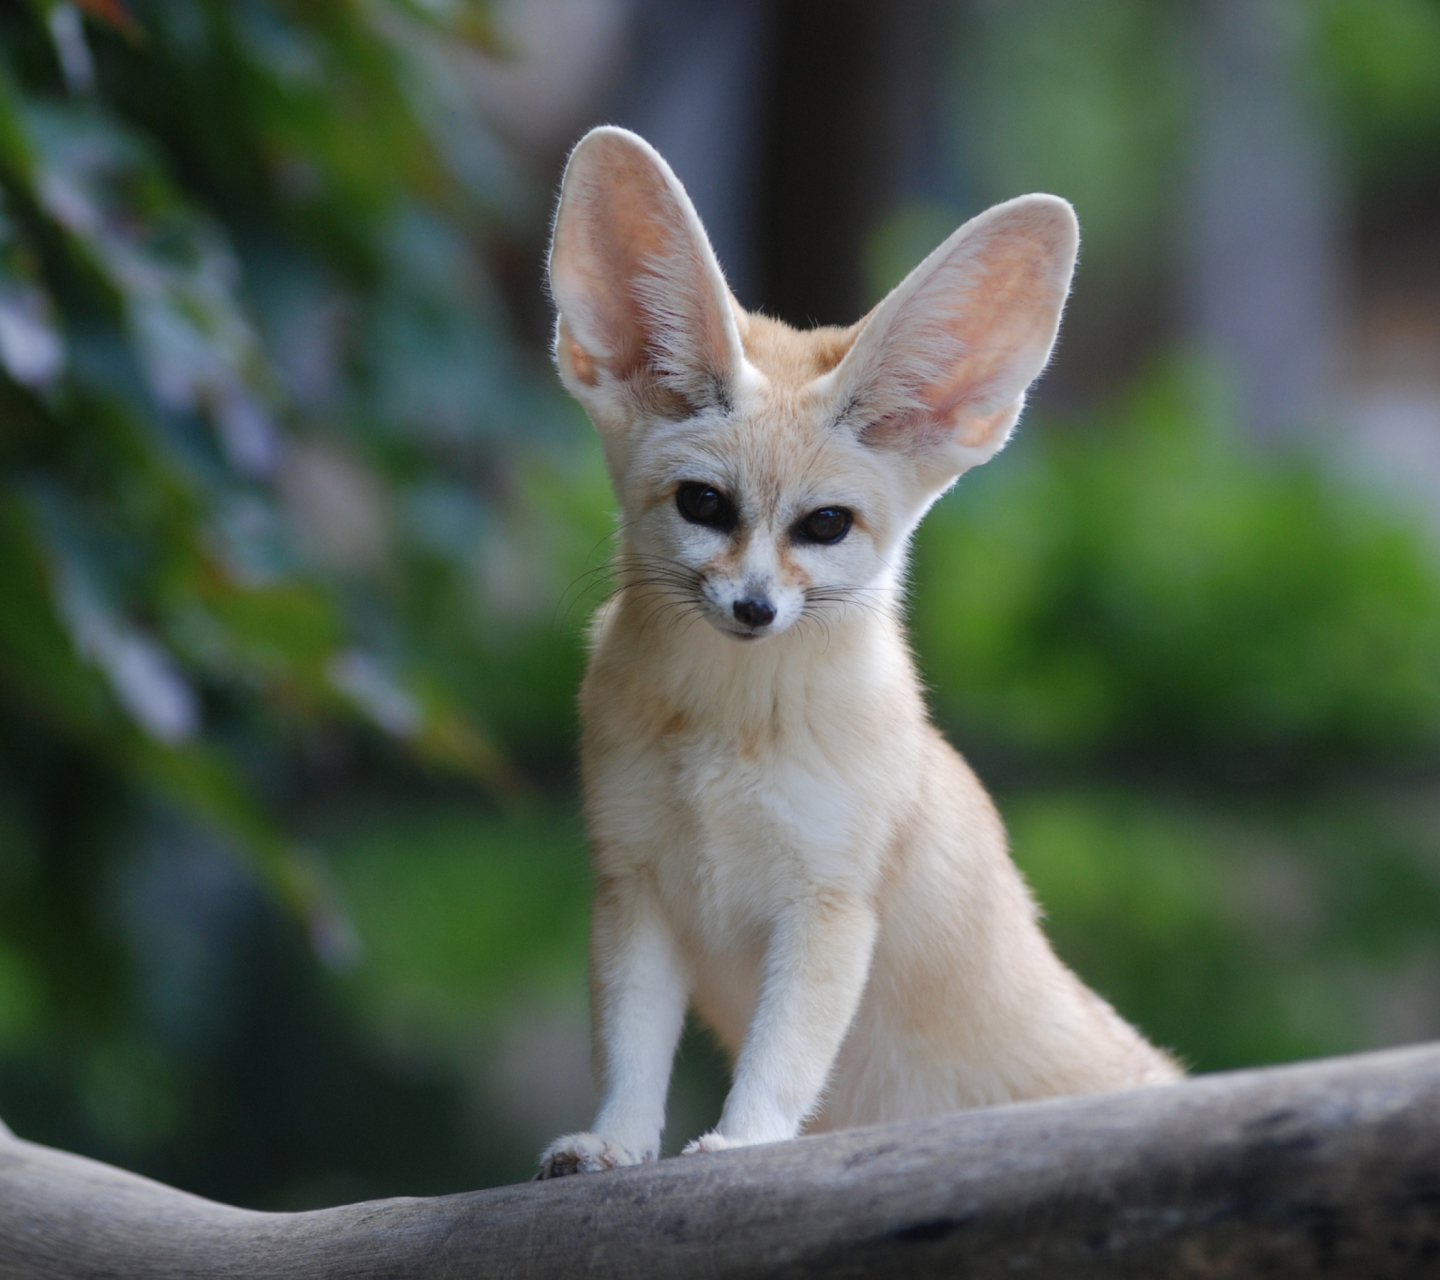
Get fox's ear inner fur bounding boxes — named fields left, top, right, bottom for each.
left=549, top=127, right=745, bottom=428
left=832, top=194, right=1079, bottom=480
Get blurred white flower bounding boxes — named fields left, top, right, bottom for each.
left=327, top=651, right=421, bottom=739
left=46, top=4, right=94, bottom=97
left=212, top=385, right=283, bottom=479
left=57, top=575, right=199, bottom=745
left=0, top=285, right=65, bottom=387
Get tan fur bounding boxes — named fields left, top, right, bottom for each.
left=537, top=128, right=1180, bottom=1178
left=737, top=311, right=859, bottom=383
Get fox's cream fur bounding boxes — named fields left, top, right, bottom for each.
left=537, top=127, right=1179, bottom=1177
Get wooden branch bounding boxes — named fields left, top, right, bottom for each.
left=3, top=1042, right=1439, bottom=1278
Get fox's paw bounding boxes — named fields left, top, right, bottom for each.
left=535, top=1132, right=651, bottom=1179
left=680, top=1130, right=735, bottom=1157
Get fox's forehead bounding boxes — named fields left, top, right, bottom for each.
left=638, top=313, right=889, bottom=522
left=735, top=309, right=861, bottom=386
left=645, top=392, right=880, bottom=529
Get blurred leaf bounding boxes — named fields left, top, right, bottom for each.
left=0, top=190, right=65, bottom=387
left=0, top=0, right=567, bottom=1166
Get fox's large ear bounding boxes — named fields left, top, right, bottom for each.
left=830, top=194, right=1078, bottom=483
left=548, top=127, right=745, bottom=434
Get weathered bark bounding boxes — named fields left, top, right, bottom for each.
left=3, top=1042, right=1439, bottom=1278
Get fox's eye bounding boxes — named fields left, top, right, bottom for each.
left=795, top=507, right=853, bottom=545
left=676, top=482, right=737, bottom=532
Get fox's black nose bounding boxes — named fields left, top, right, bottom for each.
left=733, top=598, right=776, bottom=628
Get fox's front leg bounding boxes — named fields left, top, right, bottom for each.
left=686, top=891, right=878, bottom=1154
left=536, top=872, right=687, bottom=1178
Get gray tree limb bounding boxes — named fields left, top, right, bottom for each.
left=3, top=1042, right=1439, bottom=1278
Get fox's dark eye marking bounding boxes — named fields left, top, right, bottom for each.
left=794, top=506, right=853, bottom=545
left=829, top=393, right=863, bottom=433
left=676, top=481, right=737, bottom=532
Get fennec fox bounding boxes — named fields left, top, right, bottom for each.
left=537, top=127, right=1179, bottom=1177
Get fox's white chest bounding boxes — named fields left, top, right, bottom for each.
left=663, top=730, right=861, bottom=918
left=615, top=727, right=864, bottom=1046
left=583, top=622, right=920, bottom=1045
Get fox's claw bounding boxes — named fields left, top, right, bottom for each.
left=536, top=1132, right=650, bottom=1179
left=680, top=1130, right=735, bottom=1156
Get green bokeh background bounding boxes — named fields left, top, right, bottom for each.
left=2, top=0, right=1440, bottom=1205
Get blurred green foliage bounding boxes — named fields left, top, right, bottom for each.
left=912, top=365, right=1440, bottom=763
left=0, top=0, right=510, bottom=896
left=331, top=806, right=591, bottom=1040
left=2, top=0, right=1440, bottom=1214
left=0, top=0, right=601, bottom=1200
left=1007, top=785, right=1440, bottom=1071
left=1318, top=0, right=1440, bottom=198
